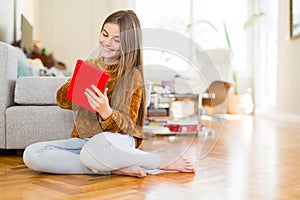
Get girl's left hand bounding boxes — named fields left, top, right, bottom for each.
left=85, top=85, right=112, bottom=120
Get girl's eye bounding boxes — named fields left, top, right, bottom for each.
left=101, top=31, right=108, bottom=37
left=114, top=39, right=120, bottom=43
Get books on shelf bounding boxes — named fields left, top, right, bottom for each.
left=144, top=114, right=199, bottom=135
left=144, top=117, right=199, bottom=135
left=164, top=124, right=198, bottom=134
left=143, top=124, right=198, bottom=135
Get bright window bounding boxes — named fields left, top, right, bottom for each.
left=136, top=0, right=248, bottom=72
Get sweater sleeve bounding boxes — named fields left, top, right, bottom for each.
left=98, top=70, right=143, bottom=135
left=56, top=78, right=79, bottom=110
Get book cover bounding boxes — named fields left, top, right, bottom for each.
left=67, top=59, right=110, bottom=113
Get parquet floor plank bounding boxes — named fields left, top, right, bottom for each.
left=1, top=115, right=300, bottom=200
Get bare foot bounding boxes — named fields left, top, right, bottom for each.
left=111, top=165, right=146, bottom=178
left=159, top=156, right=195, bottom=173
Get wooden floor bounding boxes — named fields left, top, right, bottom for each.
left=1, top=115, right=300, bottom=200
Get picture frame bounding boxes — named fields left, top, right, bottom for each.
left=290, top=0, right=300, bottom=39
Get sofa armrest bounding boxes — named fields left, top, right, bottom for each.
left=15, top=77, right=69, bottom=105
left=0, top=42, right=18, bottom=106
left=0, top=42, right=18, bottom=148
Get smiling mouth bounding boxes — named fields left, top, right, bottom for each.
left=103, top=47, right=114, bottom=52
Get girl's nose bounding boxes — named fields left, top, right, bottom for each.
left=104, top=38, right=112, bottom=47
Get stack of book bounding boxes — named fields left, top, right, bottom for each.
left=164, top=124, right=198, bottom=134
left=144, top=116, right=199, bottom=135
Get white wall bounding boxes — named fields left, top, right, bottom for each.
left=0, top=0, right=35, bottom=43
left=33, top=0, right=134, bottom=70
left=277, top=0, right=300, bottom=115
left=0, top=0, right=134, bottom=69
left=0, top=0, right=14, bottom=43
left=15, top=0, right=35, bottom=40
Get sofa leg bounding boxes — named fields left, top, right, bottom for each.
left=0, top=149, right=24, bottom=156
left=16, top=149, right=24, bottom=156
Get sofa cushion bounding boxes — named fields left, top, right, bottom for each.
left=18, top=58, right=33, bottom=77
left=14, top=77, right=69, bottom=105
left=15, top=47, right=33, bottom=77
left=6, top=105, right=74, bottom=149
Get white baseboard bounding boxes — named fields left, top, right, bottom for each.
left=255, top=107, right=300, bottom=124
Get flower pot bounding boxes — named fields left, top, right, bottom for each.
left=226, top=93, right=254, bottom=114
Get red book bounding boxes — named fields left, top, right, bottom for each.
left=164, top=124, right=198, bottom=134
left=67, top=59, right=110, bottom=113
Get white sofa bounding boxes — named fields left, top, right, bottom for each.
left=0, top=42, right=74, bottom=149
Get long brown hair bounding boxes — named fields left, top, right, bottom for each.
left=102, top=10, right=146, bottom=128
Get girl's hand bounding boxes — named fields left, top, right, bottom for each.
left=84, top=85, right=112, bottom=120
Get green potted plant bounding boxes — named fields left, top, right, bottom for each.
left=225, top=12, right=264, bottom=114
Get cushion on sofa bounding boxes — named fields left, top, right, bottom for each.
left=14, top=77, right=69, bottom=105
left=15, top=47, right=33, bottom=77
left=6, top=106, right=74, bottom=149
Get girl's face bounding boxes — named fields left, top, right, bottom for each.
left=99, top=23, right=121, bottom=63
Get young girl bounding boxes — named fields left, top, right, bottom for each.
left=23, top=10, right=195, bottom=178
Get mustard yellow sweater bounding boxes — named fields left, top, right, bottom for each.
left=56, top=58, right=145, bottom=148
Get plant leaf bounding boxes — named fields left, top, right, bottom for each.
left=223, top=22, right=233, bottom=55
left=244, top=12, right=265, bottom=30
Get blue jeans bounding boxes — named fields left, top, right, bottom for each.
left=23, top=132, right=160, bottom=174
